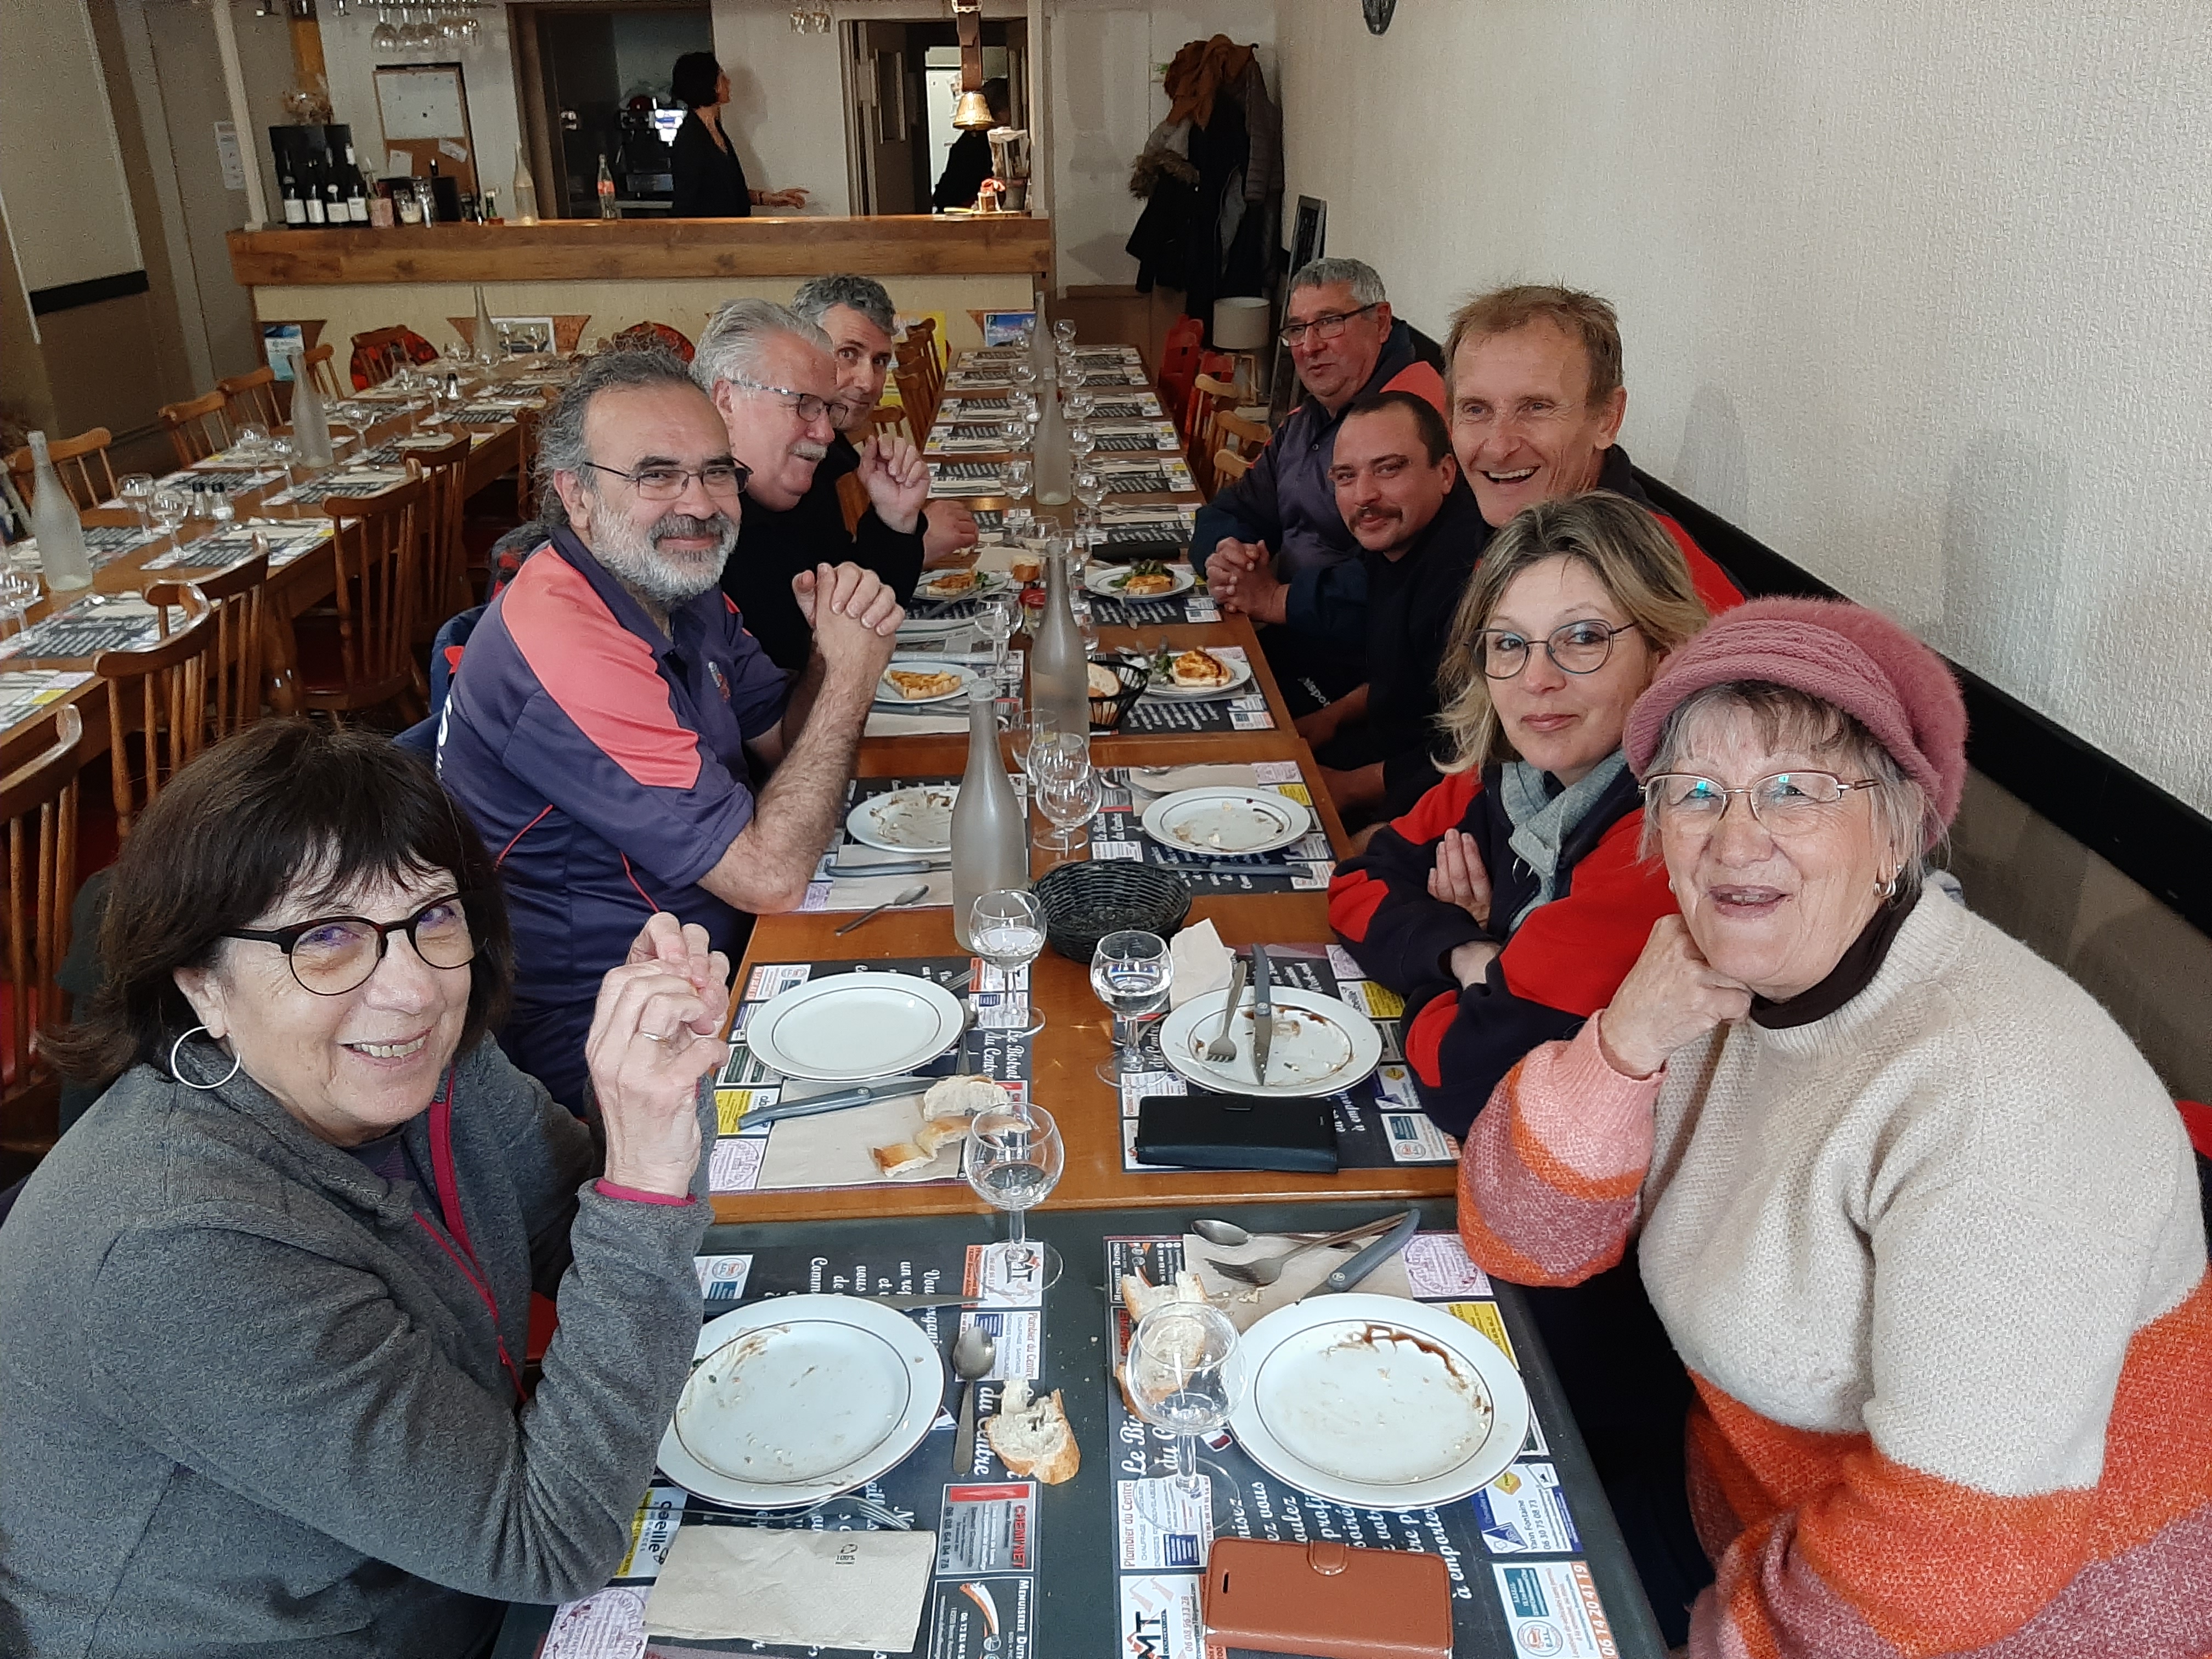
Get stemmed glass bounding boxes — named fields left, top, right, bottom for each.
left=1010, top=358, right=1038, bottom=396
left=371, top=6, right=399, bottom=50
left=1011, top=710, right=1056, bottom=781
left=974, top=592, right=1015, bottom=672
left=1074, top=467, right=1107, bottom=557
left=1053, top=318, right=1077, bottom=349
left=1127, top=1302, right=1245, bottom=1520
left=966, top=1103, right=1063, bottom=1290
left=1030, top=732, right=1097, bottom=853
left=117, top=473, right=155, bottom=530
left=970, top=889, right=1046, bottom=1036
left=1066, top=387, right=1097, bottom=425
left=1002, top=504, right=1035, bottom=548
left=0, top=569, right=41, bottom=631
left=1000, top=456, right=1032, bottom=507
left=150, top=487, right=190, bottom=548
left=1092, top=929, right=1172, bottom=1082
left=1070, top=422, right=1098, bottom=469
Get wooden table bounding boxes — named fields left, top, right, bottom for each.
left=714, top=348, right=1456, bottom=1224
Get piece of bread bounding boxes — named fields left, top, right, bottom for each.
left=986, top=1381, right=1080, bottom=1484
left=869, top=1140, right=933, bottom=1178
left=1087, top=662, right=1123, bottom=698
left=885, top=667, right=964, bottom=701
left=923, top=1074, right=1007, bottom=1120
left=1170, top=647, right=1233, bottom=687
left=915, top=1115, right=970, bottom=1156
left=1008, top=554, right=1042, bottom=583
left=1119, top=1267, right=1209, bottom=1319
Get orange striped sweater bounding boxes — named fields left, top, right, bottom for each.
left=1458, top=893, right=2212, bottom=1656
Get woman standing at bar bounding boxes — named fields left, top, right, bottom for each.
left=669, top=52, right=809, bottom=218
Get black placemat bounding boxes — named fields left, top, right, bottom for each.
left=0, top=599, right=162, bottom=661
left=1087, top=775, right=1328, bottom=895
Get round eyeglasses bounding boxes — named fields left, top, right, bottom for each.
left=1476, top=620, right=1638, bottom=680
left=227, top=894, right=478, bottom=995
left=1643, top=771, right=1887, bottom=837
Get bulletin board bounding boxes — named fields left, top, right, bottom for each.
left=374, top=63, right=478, bottom=193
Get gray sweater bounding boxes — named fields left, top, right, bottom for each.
left=0, top=1035, right=714, bottom=1657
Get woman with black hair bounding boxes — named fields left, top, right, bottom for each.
left=670, top=50, right=808, bottom=217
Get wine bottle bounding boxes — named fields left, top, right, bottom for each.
left=343, top=144, right=370, bottom=223
left=323, top=159, right=345, bottom=226
left=510, top=145, right=539, bottom=224
left=950, top=687, right=1031, bottom=950
left=280, top=159, right=306, bottom=227
left=1027, top=545, right=1090, bottom=738
left=303, top=154, right=326, bottom=225
left=597, top=153, right=618, bottom=219
left=25, top=433, right=94, bottom=591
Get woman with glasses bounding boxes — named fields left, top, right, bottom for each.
left=0, top=721, right=729, bottom=1656
left=1458, top=599, right=2212, bottom=1658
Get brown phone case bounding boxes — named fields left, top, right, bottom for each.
left=1201, top=1538, right=1453, bottom=1659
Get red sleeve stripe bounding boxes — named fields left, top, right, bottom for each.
left=1405, top=988, right=1458, bottom=1087
left=1327, top=868, right=1389, bottom=943
left=1389, top=769, right=1484, bottom=849
left=1496, top=811, right=1677, bottom=1015
left=1655, top=514, right=1746, bottom=617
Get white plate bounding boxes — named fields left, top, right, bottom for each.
left=659, top=1295, right=946, bottom=1508
left=744, top=972, right=967, bottom=1081
left=877, top=658, right=974, bottom=707
left=1141, top=787, right=1310, bottom=856
left=847, top=783, right=961, bottom=853
left=916, top=568, right=1009, bottom=603
left=1159, top=984, right=1384, bottom=1097
left=1228, top=1294, right=1531, bottom=1510
left=1144, top=650, right=1253, bottom=698
left=1084, top=563, right=1195, bottom=600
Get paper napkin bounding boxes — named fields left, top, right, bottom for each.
left=644, top=1525, right=936, bottom=1647
left=1166, top=918, right=1233, bottom=1010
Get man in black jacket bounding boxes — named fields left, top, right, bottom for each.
left=695, top=297, right=928, bottom=671
left=1297, top=391, right=1485, bottom=827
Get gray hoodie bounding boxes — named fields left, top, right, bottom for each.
left=0, top=1034, right=713, bottom=1657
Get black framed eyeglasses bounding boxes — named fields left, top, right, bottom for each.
left=1476, top=620, right=1639, bottom=680
left=1278, top=303, right=1380, bottom=348
left=1643, top=771, right=1888, bottom=837
left=726, top=375, right=857, bottom=427
left=579, top=459, right=751, bottom=501
left=228, top=894, right=479, bottom=995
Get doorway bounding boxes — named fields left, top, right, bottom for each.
left=514, top=3, right=713, bottom=219
left=844, top=20, right=1025, bottom=216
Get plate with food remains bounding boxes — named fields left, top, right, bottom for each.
left=1146, top=646, right=1252, bottom=698
left=1141, top=786, right=1311, bottom=857
left=878, top=658, right=974, bottom=706
left=1158, top=983, right=1383, bottom=1097
left=1084, top=560, right=1194, bottom=601
left=847, top=782, right=961, bottom=852
left=915, top=567, right=1009, bottom=603
left=1227, top=1293, right=1530, bottom=1510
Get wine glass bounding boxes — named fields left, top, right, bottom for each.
left=371, top=7, right=399, bottom=50
left=1127, top=1302, right=1244, bottom=1518
left=1066, top=387, right=1096, bottom=424
left=1092, top=930, right=1172, bottom=1082
left=0, top=568, right=41, bottom=631
left=974, top=592, right=1015, bottom=670
left=1074, top=467, right=1106, bottom=550
left=150, top=487, right=190, bottom=546
left=1037, top=763, right=1101, bottom=858
left=1003, top=505, right=1035, bottom=547
left=970, top=889, right=1046, bottom=1036
left=1053, top=318, right=1077, bottom=348
left=966, top=1103, right=1063, bottom=1289
left=1010, top=710, right=1057, bottom=785
left=1010, top=358, right=1038, bottom=394
left=117, top=473, right=155, bottom=529
left=1070, top=424, right=1098, bottom=468
left=1000, top=457, right=1032, bottom=506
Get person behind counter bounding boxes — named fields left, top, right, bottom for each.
left=670, top=52, right=809, bottom=217
left=932, top=78, right=1012, bottom=211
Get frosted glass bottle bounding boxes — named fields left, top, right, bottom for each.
left=950, top=687, right=1030, bottom=950
left=1034, top=384, right=1071, bottom=506
left=1028, top=548, right=1090, bottom=739
left=24, top=433, right=93, bottom=591
left=289, top=353, right=335, bottom=467
left=473, top=284, right=499, bottom=365
left=511, top=147, right=539, bottom=224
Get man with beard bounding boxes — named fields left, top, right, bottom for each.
left=698, top=297, right=929, bottom=672
left=789, top=274, right=979, bottom=568
left=438, top=348, right=900, bottom=1109
left=1295, top=392, right=1486, bottom=828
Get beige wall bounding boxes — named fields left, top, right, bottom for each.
left=0, top=0, right=141, bottom=293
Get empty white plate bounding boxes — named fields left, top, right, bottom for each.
left=1159, top=985, right=1384, bottom=1098
left=1228, top=1294, right=1530, bottom=1511
left=659, top=1295, right=945, bottom=1508
left=1142, top=787, right=1310, bottom=856
left=744, top=972, right=967, bottom=1081
left=847, top=784, right=961, bottom=853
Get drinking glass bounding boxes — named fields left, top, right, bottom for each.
left=0, top=569, right=41, bottom=631
left=1011, top=710, right=1057, bottom=785
left=117, top=473, right=155, bottom=529
left=1091, top=929, right=1171, bottom=1082
left=1000, top=416, right=1029, bottom=455
left=1066, top=388, right=1096, bottom=424
left=1010, top=358, right=1038, bottom=394
left=966, top=1103, right=1063, bottom=1289
left=1127, top=1302, right=1244, bottom=1517
left=1074, top=468, right=1107, bottom=544
left=974, top=592, right=1015, bottom=669
left=150, top=487, right=190, bottom=546
left=1002, top=505, right=1035, bottom=546
left=1070, top=424, right=1098, bottom=467
left=970, top=889, right=1046, bottom=1036
left=1037, top=764, right=1100, bottom=857
left=1053, top=318, right=1077, bottom=348
left=1000, top=458, right=1032, bottom=506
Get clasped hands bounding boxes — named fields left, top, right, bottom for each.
left=587, top=913, right=731, bottom=1197
left=1204, top=539, right=1290, bottom=624
left=793, top=560, right=904, bottom=679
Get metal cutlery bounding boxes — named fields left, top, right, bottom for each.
left=1204, top=958, right=1250, bottom=1063
left=1301, top=1209, right=1424, bottom=1299
left=693, top=1492, right=913, bottom=1530
left=1204, top=1210, right=1417, bottom=1288
left=950, top=1323, right=996, bottom=1474
left=826, top=859, right=950, bottom=879
left=721, top=1290, right=981, bottom=1312
left=834, top=883, right=931, bottom=935
left=736, top=1074, right=938, bottom=1129
left=1250, top=945, right=1273, bottom=1087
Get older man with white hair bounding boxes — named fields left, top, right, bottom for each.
left=697, top=297, right=930, bottom=669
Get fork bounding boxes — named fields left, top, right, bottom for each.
left=702, top=1492, right=913, bottom=1530
left=1204, top=959, right=1249, bottom=1063
left=1205, top=1210, right=1418, bottom=1288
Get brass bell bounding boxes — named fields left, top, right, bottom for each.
left=953, top=88, right=997, bottom=129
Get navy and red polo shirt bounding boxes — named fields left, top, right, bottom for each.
left=437, top=525, right=790, bottom=1108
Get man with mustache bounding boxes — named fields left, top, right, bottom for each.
left=1300, top=391, right=1486, bottom=826
left=698, top=297, right=930, bottom=672
left=437, top=348, right=900, bottom=1109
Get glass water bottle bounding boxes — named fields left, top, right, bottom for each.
left=24, top=433, right=93, bottom=591
left=951, top=686, right=1030, bottom=950
left=1028, top=546, right=1090, bottom=739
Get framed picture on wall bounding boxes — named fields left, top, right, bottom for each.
left=1271, top=195, right=1328, bottom=421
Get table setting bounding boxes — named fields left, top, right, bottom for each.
left=140, top=518, right=334, bottom=572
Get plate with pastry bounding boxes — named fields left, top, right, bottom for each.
left=915, top=567, right=1006, bottom=603
left=847, top=783, right=961, bottom=853
left=1084, top=559, right=1194, bottom=600
left=878, top=658, right=974, bottom=705
left=1148, top=646, right=1252, bottom=698
left=1141, top=786, right=1312, bottom=857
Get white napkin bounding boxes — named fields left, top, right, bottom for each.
left=644, top=1525, right=936, bottom=1647
left=1167, top=918, right=1233, bottom=1011
left=1182, top=1230, right=1417, bottom=1331
left=865, top=710, right=969, bottom=736
left=1130, top=763, right=1260, bottom=800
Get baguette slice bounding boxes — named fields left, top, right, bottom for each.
left=923, top=1074, right=1008, bottom=1120
left=1119, top=1267, right=1209, bottom=1321
left=868, top=1140, right=933, bottom=1178
left=986, top=1381, right=1080, bottom=1484
left=915, top=1115, right=971, bottom=1157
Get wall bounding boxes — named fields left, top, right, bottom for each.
left=613, top=9, right=713, bottom=103
left=1048, top=0, right=1276, bottom=290
left=1276, top=0, right=2212, bottom=815
left=320, top=4, right=523, bottom=198
left=709, top=0, right=853, bottom=215
left=0, top=0, right=141, bottom=295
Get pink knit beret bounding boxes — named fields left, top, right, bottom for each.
left=1623, top=596, right=1968, bottom=842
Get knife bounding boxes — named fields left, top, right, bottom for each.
left=737, top=1075, right=937, bottom=1128
left=714, top=1291, right=981, bottom=1312
left=827, top=859, right=950, bottom=879
left=1249, top=945, right=1272, bottom=1087
left=1302, top=1209, right=1421, bottom=1299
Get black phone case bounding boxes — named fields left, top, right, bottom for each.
left=1133, top=1092, right=1339, bottom=1173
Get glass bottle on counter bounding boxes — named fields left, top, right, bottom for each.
left=510, top=146, right=539, bottom=224
left=1027, top=542, right=1090, bottom=738
left=280, top=159, right=307, bottom=227
left=596, top=154, right=618, bottom=219
left=322, top=159, right=346, bottom=227
left=473, top=285, right=499, bottom=366
left=343, top=145, right=370, bottom=223
left=302, top=154, right=327, bottom=225
left=951, top=687, right=1031, bottom=951
left=24, top=433, right=94, bottom=591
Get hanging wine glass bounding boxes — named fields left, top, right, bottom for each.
left=371, top=7, right=399, bottom=52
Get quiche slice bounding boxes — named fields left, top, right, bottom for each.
left=884, top=667, right=965, bottom=701
left=1169, top=647, right=1234, bottom=688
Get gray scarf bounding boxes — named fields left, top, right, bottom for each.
left=1498, top=751, right=1630, bottom=933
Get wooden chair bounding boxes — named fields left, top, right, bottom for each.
left=891, top=358, right=938, bottom=435
left=297, top=476, right=427, bottom=721
left=1156, top=315, right=1205, bottom=415
left=186, top=550, right=274, bottom=735
left=0, top=704, right=82, bottom=1163
left=512, top=400, right=545, bottom=523
left=865, top=402, right=917, bottom=445
left=403, top=434, right=473, bottom=703
left=1212, top=448, right=1254, bottom=487
left=4, top=427, right=116, bottom=512
left=217, top=365, right=284, bottom=431
left=1207, top=409, right=1271, bottom=496
left=350, top=326, right=418, bottom=389
left=896, top=317, right=944, bottom=424
left=159, top=390, right=232, bottom=468
left=303, top=342, right=344, bottom=399
left=1182, top=374, right=1242, bottom=495
left=89, top=585, right=221, bottom=842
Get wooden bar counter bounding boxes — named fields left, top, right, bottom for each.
left=226, top=213, right=1053, bottom=366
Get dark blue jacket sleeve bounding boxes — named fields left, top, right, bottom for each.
left=1192, top=430, right=1285, bottom=562
left=1284, top=558, right=1369, bottom=652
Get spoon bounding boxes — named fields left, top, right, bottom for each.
left=950, top=1323, right=996, bottom=1475
left=1189, top=1218, right=1340, bottom=1248
left=834, top=883, right=930, bottom=936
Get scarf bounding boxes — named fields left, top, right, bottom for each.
left=1498, top=751, right=1629, bottom=933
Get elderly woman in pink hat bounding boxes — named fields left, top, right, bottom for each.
left=1458, top=598, right=2212, bottom=1658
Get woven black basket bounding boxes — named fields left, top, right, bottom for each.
left=1087, top=653, right=1151, bottom=733
left=1032, top=860, right=1192, bottom=962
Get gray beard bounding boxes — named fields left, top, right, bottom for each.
left=590, top=509, right=737, bottom=609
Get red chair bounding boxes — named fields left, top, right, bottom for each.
left=1156, top=316, right=1204, bottom=417
left=610, top=321, right=694, bottom=362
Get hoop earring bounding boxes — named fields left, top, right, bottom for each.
left=1877, top=870, right=1901, bottom=900
left=169, top=1025, right=243, bottom=1091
